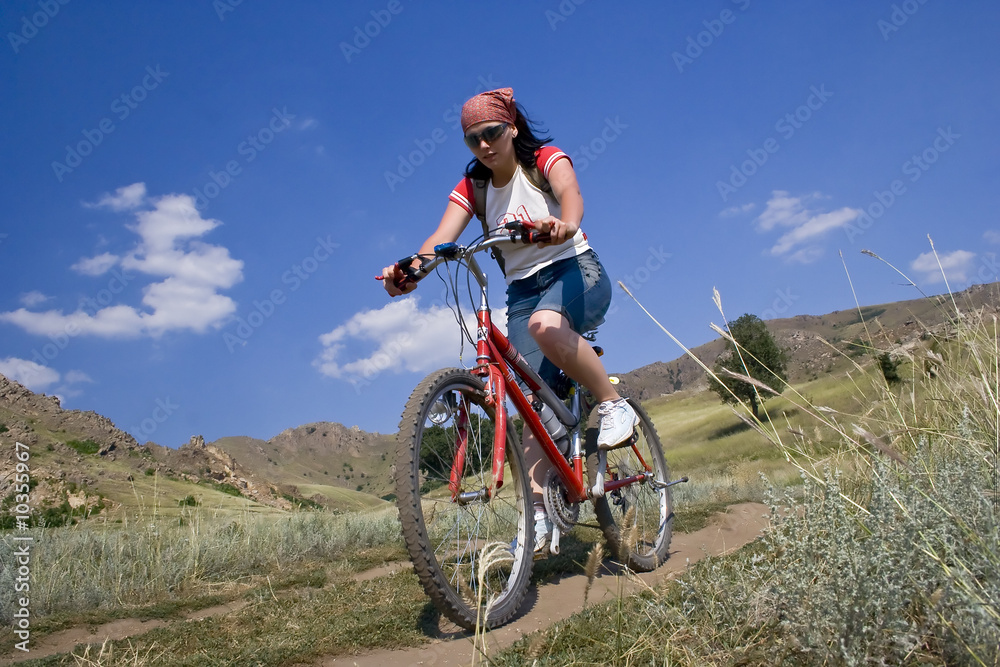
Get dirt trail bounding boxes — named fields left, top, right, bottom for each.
left=2, top=504, right=766, bottom=665
left=322, top=502, right=769, bottom=667
left=3, top=601, right=248, bottom=664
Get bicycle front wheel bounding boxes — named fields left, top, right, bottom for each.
left=588, top=397, right=674, bottom=572
left=395, top=368, right=533, bottom=630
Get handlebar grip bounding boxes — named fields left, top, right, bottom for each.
left=375, top=258, right=420, bottom=291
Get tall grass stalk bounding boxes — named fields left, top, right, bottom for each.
left=503, top=262, right=1000, bottom=665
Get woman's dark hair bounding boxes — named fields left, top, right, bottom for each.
left=464, top=102, right=553, bottom=181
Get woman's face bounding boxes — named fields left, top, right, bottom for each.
left=464, top=121, right=517, bottom=169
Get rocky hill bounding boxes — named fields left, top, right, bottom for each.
left=4, top=281, right=997, bottom=523
left=207, top=423, right=396, bottom=506
left=614, top=282, right=1000, bottom=401
left=0, top=374, right=392, bottom=521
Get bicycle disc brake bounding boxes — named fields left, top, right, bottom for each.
left=543, top=468, right=579, bottom=533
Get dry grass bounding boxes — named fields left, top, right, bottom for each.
left=491, top=248, right=999, bottom=666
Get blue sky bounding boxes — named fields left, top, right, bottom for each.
left=1, top=1, right=997, bottom=446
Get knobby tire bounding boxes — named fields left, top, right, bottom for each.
left=587, top=397, right=674, bottom=571
left=395, top=368, right=533, bottom=630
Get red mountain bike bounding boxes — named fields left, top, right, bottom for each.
left=382, top=225, right=682, bottom=630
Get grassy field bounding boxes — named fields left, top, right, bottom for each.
left=0, top=362, right=858, bottom=665
left=490, top=302, right=999, bottom=665
left=2, top=299, right=996, bottom=665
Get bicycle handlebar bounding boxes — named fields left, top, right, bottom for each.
left=375, top=222, right=551, bottom=289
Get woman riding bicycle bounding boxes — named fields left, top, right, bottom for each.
left=380, top=87, right=637, bottom=554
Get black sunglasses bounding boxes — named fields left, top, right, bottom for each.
left=464, top=123, right=508, bottom=149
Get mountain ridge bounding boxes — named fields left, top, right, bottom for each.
left=3, top=281, right=998, bottom=521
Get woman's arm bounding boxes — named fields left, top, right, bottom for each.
left=535, top=158, right=584, bottom=245
left=381, top=201, right=472, bottom=296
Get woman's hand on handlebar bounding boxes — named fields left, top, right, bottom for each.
left=380, top=263, right=418, bottom=297
left=532, top=216, right=577, bottom=245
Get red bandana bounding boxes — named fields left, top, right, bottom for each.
left=461, top=87, right=516, bottom=133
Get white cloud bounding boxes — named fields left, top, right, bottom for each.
left=315, top=296, right=507, bottom=382
left=19, top=291, right=50, bottom=308
left=0, top=357, right=60, bottom=391
left=0, top=359, right=95, bottom=402
left=72, top=252, right=120, bottom=276
left=910, top=250, right=977, bottom=285
left=755, top=190, right=816, bottom=231
left=0, top=188, right=244, bottom=338
left=719, top=203, right=756, bottom=218
left=86, top=182, right=148, bottom=211
left=755, top=190, right=860, bottom=261
left=62, top=370, right=93, bottom=384
left=785, top=247, right=825, bottom=264
left=984, top=230, right=1000, bottom=245
left=769, top=207, right=861, bottom=256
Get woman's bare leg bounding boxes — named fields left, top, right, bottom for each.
left=528, top=309, right=620, bottom=403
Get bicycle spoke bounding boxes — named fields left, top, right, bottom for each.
left=396, top=369, right=532, bottom=630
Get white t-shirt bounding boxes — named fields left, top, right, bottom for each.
left=449, top=147, right=590, bottom=283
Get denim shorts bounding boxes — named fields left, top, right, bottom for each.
left=505, top=249, right=612, bottom=390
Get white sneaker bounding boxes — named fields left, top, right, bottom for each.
left=597, top=398, right=639, bottom=450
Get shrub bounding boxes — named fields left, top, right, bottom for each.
left=66, top=439, right=101, bottom=455
left=213, top=482, right=242, bottom=497
left=878, top=351, right=902, bottom=385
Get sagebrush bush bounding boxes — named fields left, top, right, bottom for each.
left=496, top=278, right=1000, bottom=666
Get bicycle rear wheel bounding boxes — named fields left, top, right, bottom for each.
left=588, top=397, right=674, bottom=572
left=395, top=368, right=533, bottom=630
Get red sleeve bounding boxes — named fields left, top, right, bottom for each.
left=535, top=146, right=572, bottom=179
left=448, top=177, right=474, bottom=215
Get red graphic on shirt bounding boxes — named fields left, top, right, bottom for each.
left=497, top=205, right=533, bottom=228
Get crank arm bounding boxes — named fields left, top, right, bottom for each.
left=589, top=450, right=608, bottom=499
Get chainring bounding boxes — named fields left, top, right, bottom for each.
left=543, top=468, right=579, bottom=533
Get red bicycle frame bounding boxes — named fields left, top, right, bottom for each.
left=385, top=235, right=654, bottom=507
left=470, top=306, right=588, bottom=501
